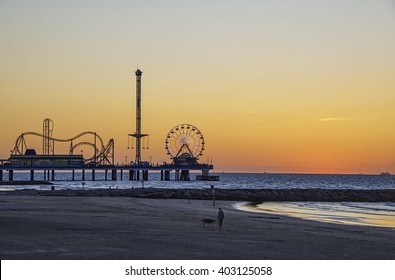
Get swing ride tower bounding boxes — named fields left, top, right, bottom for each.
left=129, top=69, right=148, bottom=165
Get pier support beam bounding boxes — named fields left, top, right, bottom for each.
left=9, top=170, right=14, bottom=181
left=164, top=171, right=170, bottom=181
left=161, top=170, right=164, bottom=181
left=92, top=169, right=95, bottom=181
left=0, top=170, right=2, bottom=181
left=136, top=171, right=140, bottom=181
left=142, top=170, right=148, bottom=181
left=30, top=170, right=34, bottom=181
left=51, top=170, right=55, bottom=181
left=111, top=169, right=117, bottom=181
left=175, top=170, right=180, bottom=181
left=72, top=170, right=75, bottom=181
left=180, top=170, right=190, bottom=181
left=82, top=169, right=85, bottom=181
left=105, top=170, right=108, bottom=181
left=129, top=170, right=134, bottom=181
left=120, top=169, right=123, bottom=180
left=44, top=170, right=50, bottom=181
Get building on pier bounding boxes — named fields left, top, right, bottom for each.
left=9, top=154, right=84, bottom=168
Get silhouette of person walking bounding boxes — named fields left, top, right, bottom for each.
left=218, top=208, right=224, bottom=230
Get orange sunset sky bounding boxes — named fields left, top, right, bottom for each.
left=1, top=0, right=395, bottom=174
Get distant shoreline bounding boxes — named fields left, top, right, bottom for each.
left=1, top=187, right=395, bottom=202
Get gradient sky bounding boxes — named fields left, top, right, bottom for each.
left=1, top=0, right=395, bottom=173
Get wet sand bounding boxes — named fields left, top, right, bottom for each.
left=0, top=195, right=395, bottom=259
left=239, top=201, right=395, bottom=228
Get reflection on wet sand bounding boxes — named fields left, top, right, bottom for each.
left=237, top=201, right=395, bottom=228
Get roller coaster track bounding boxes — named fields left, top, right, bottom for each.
left=12, top=131, right=114, bottom=166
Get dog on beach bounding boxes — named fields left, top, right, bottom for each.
left=201, top=218, right=216, bottom=227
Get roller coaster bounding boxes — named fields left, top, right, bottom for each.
left=11, top=119, right=114, bottom=166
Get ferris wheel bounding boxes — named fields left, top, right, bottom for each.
left=165, top=124, right=205, bottom=160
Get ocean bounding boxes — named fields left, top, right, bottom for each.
left=1, top=172, right=395, bottom=191
left=1, top=172, right=395, bottom=228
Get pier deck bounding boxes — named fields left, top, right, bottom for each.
left=0, top=164, right=215, bottom=182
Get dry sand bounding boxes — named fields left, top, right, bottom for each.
left=0, top=195, right=395, bottom=259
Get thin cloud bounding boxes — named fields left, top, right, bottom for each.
left=241, top=110, right=265, bottom=117
left=316, top=117, right=357, bottom=122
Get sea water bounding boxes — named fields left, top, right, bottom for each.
left=1, top=172, right=395, bottom=191
left=1, top=172, right=395, bottom=228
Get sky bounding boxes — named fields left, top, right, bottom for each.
left=1, top=0, right=395, bottom=174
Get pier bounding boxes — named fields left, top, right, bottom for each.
left=1, top=68, right=219, bottom=185
left=0, top=163, right=216, bottom=183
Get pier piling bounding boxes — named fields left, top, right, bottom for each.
left=165, top=170, right=170, bottom=181
left=180, top=170, right=190, bottom=181
left=0, top=165, right=215, bottom=183
left=142, top=170, right=148, bottom=181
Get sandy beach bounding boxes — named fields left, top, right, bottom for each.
left=1, top=194, right=395, bottom=260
